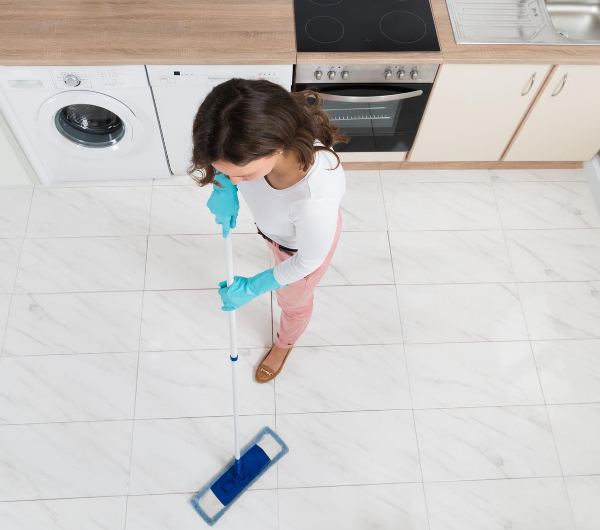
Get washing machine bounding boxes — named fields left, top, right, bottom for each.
left=0, top=65, right=170, bottom=184
left=147, top=65, right=293, bottom=175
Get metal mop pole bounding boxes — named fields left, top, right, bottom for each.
left=225, top=234, right=242, bottom=474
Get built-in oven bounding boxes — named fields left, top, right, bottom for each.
left=294, top=64, right=439, bottom=162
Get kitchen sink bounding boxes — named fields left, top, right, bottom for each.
left=446, top=0, right=600, bottom=45
left=544, top=0, right=600, bottom=41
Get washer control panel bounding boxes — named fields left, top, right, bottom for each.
left=49, top=66, right=139, bottom=89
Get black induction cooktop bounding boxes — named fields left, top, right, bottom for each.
left=294, top=0, right=440, bottom=53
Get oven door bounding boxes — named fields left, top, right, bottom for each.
left=294, top=83, right=431, bottom=154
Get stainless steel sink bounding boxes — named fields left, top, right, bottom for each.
left=445, top=0, right=600, bottom=45
left=545, top=0, right=600, bottom=41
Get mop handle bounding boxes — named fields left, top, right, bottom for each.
left=225, top=235, right=241, bottom=467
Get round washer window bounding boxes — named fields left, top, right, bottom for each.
left=55, top=104, right=126, bottom=147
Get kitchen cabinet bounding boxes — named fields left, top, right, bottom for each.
left=505, top=65, right=600, bottom=162
left=409, top=64, right=551, bottom=162
left=0, top=110, right=36, bottom=186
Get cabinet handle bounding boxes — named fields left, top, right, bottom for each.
left=521, top=72, right=536, bottom=96
left=551, top=73, right=568, bottom=97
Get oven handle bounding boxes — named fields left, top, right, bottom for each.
left=316, top=90, right=424, bottom=103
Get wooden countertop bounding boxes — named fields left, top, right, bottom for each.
left=297, top=0, right=600, bottom=65
left=0, top=0, right=598, bottom=66
left=0, top=0, right=296, bottom=65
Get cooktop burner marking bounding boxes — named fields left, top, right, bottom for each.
left=308, top=0, right=344, bottom=5
left=379, top=10, right=427, bottom=44
left=305, top=16, right=345, bottom=44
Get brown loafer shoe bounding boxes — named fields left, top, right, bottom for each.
left=255, top=346, right=293, bottom=383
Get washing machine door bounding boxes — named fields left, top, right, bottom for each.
left=37, top=91, right=144, bottom=159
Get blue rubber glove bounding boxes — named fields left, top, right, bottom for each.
left=206, top=171, right=239, bottom=238
left=218, top=269, right=287, bottom=311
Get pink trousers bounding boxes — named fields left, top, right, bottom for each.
left=266, top=210, right=342, bottom=349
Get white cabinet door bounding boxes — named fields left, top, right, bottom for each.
left=505, top=65, right=600, bottom=162
left=0, top=110, right=36, bottom=185
left=410, top=64, right=551, bottom=162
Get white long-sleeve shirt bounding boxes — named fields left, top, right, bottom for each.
left=237, top=143, right=346, bottom=286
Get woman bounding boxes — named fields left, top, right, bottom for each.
left=187, top=78, right=348, bottom=383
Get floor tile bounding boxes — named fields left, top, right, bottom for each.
left=276, top=410, right=421, bottom=488
left=0, top=238, right=21, bottom=294
left=3, top=292, right=143, bottom=355
left=0, top=187, right=32, bottom=238
left=532, top=339, right=600, bottom=404
left=381, top=169, right=491, bottom=183
left=382, top=182, right=501, bottom=231
left=125, top=490, right=278, bottom=530
left=149, top=185, right=255, bottom=235
left=564, top=475, right=600, bottom=530
left=320, top=231, right=394, bottom=286
left=275, top=285, right=403, bottom=346
left=518, top=282, right=600, bottom=340
left=493, top=181, right=600, bottom=229
left=278, top=483, right=429, bottom=530
left=390, top=230, right=514, bottom=284
left=424, top=477, right=575, bottom=530
left=128, top=415, right=276, bottom=495
left=140, top=289, right=271, bottom=350
left=405, top=342, right=543, bottom=408
left=397, top=283, right=528, bottom=343
left=339, top=180, right=388, bottom=232
left=15, top=236, right=147, bottom=294
left=344, top=170, right=380, bottom=183
left=275, top=344, right=411, bottom=413
left=0, top=420, right=132, bottom=501
left=547, top=403, right=600, bottom=475
left=0, top=294, right=10, bottom=348
left=490, top=168, right=588, bottom=182
left=415, top=406, right=561, bottom=481
left=145, top=233, right=269, bottom=290
left=27, top=187, right=152, bottom=237
left=0, top=353, right=138, bottom=424
left=135, top=349, right=274, bottom=419
left=505, top=229, right=600, bottom=282
left=0, top=496, right=127, bottom=530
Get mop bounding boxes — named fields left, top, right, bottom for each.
left=190, top=233, right=289, bottom=526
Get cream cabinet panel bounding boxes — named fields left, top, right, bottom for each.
left=506, top=65, right=600, bottom=162
left=410, top=64, right=551, bottom=162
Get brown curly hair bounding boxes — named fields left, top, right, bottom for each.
left=186, top=78, right=349, bottom=186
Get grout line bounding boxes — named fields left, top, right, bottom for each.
left=0, top=187, right=34, bottom=361
left=381, top=181, right=432, bottom=530
left=123, top=190, right=154, bottom=529
left=1, top=402, right=600, bottom=428
left=4, top=473, right=599, bottom=504
left=2, top=336, right=600, bottom=359
left=6, top=277, right=600, bottom=299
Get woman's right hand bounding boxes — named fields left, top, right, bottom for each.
left=206, top=172, right=240, bottom=237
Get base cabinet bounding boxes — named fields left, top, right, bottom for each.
left=409, top=64, right=550, bottom=162
left=505, top=65, right=600, bottom=162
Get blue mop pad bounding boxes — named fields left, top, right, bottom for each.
left=189, top=426, right=289, bottom=526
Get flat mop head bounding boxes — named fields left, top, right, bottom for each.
left=190, top=426, right=289, bottom=526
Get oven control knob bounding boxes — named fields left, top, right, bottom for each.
left=410, top=69, right=419, bottom=80
left=314, top=70, right=323, bottom=80
left=327, top=70, right=336, bottom=80
left=398, top=69, right=406, bottom=80
left=341, top=70, right=349, bottom=80
left=63, top=74, right=81, bottom=87
left=384, top=69, right=393, bottom=80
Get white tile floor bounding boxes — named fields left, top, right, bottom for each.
left=0, top=168, right=599, bottom=529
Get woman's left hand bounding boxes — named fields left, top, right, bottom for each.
left=218, top=269, right=286, bottom=311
